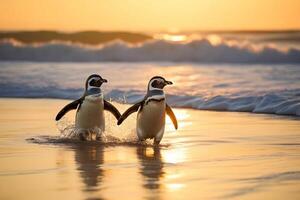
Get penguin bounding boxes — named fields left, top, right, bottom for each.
left=55, top=74, right=121, bottom=140
left=117, top=76, right=178, bottom=144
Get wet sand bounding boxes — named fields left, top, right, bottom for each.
left=0, top=98, right=299, bottom=200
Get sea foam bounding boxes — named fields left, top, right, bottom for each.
left=1, top=39, right=300, bottom=63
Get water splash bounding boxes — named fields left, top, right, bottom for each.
left=27, top=113, right=160, bottom=147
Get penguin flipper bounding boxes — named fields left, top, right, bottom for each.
left=166, top=104, right=178, bottom=130
left=104, top=100, right=121, bottom=120
left=117, top=102, right=143, bottom=125
left=55, top=99, right=82, bottom=121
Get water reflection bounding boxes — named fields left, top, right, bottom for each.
left=136, top=146, right=165, bottom=192
left=73, top=144, right=105, bottom=192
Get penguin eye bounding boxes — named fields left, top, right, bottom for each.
left=151, top=80, right=158, bottom=88
left=89, top=79, right=96, bottom=86
left=151, top=79, right=165, bottom=88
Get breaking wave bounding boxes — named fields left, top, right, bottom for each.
left=108, top=89, right=300, bottom=116
left=1, top=83, right=299, bottom=116
left=1, top=39, right=300, bottom=63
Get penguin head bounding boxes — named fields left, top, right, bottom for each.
left=147, top=76, right=173, bottom=91
left=85, top=74, right=107, bottom=96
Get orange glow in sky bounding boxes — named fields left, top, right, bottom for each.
left=0, top=0, right=300, bottom=31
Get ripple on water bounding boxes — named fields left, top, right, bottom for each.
left=28, top=117, right=169, bottom=147
left=222, top=171, right=300, bottom=199
left=26, top=121, right=171, bottom=148
left=0, top=167, right=64, bottom=176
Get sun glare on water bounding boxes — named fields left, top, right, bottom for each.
left=164, top=34, right=187, bottom=42
left=206, top=34, right=223, bottom=45
left=166, top=109, right=191, bottom=130
left=162, top=148, right=186, bottom=164
left=155, top=34, right=188, bottom=42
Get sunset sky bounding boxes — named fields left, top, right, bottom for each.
left=0, top=0, right=300, bottom=32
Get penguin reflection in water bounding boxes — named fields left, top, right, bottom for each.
left=118, top=76, right=178, bottom=144
left=55, top=74, right=121, bottom=140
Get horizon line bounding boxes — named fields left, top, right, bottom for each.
left=0, top=28, right=300, bottom=34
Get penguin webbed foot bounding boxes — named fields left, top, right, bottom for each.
left=154, top=139, right=161, bottom=146
left=78, top=131, right=94, bottom=141
left=79, top=133, right=88, bottom=141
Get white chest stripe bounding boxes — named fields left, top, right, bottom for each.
left=145, top=94, right=165, bottom=104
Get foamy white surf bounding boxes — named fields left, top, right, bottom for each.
left=0, top=39, right=300, bottom=63
left=0, top=62, right=299, bottom=116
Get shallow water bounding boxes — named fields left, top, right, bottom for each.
left=0, top=98, right=300, bottom=200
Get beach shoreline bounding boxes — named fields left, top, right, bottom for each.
left=0, top=98, right=299, bottom=200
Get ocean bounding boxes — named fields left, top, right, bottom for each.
left=0, top=31, right=300, bottom=116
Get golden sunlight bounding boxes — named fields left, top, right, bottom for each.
left=206, top=34, right=223, bottom=46
left=162, top=148, right=186, bottom=164
left=166, top=109, right=191, bottom=130
left=155, top=34, right=188, bottom=42
left=166, top=183, right=185, bottom=191
left=0, top=0, right=299, bottom=31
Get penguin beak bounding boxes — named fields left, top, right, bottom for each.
left=101, top=79, right=108, bottom=83
left=165, top=80, right=173, bottom=85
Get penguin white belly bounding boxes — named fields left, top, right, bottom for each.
left=75, top=96, right=105, bottom=131
left=136, top=100, right=166, bottom=140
